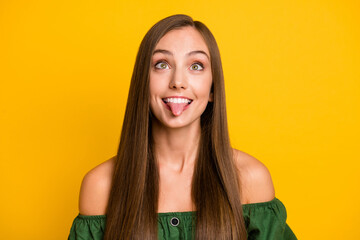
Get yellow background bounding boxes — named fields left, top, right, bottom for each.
left=1, top=0, right=359, bottom=239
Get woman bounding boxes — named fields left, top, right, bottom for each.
left=68, top=14, right=297, bottom=240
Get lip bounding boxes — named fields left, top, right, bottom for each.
left=162, top=96, right=193, bottom=100
left=161, top=96, right=193, bottom=113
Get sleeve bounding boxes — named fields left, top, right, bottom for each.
left=67, top=214, right=106, bottom=240
left=243, top=198, right=297, bottom=240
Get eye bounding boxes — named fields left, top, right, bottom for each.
left=155, top=61, right=170, bottom=69
left=190, top=63, right=204, bottom=71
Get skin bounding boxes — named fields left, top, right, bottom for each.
left=78, top=27, right=275, bottom=216
left=149, top=26, right=213, bottom=212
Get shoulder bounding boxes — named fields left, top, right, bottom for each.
left=232, top=148, right=275, bottom=204
left=78, top=155, right=116, bottom=215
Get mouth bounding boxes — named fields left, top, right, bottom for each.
left=161, top=97, right=193, bottom=116
left=162, top=97, right=193, bottom=104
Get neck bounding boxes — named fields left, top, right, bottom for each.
left=151, top=118, right=201, bottom=173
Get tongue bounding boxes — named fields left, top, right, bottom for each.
left=167, top=102, right=189, bottom=116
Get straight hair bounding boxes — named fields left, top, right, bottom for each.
left=104, top=14, right=247, bottom=239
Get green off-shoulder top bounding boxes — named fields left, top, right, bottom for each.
left=68, top=198, right=297, bottom=240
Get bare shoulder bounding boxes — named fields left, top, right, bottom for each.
left=78, top=155, right=116, bottom=215
left=232, top=148, right=275, bottom=204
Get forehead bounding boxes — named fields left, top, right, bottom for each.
left=154, top=26, right=210, bottom=56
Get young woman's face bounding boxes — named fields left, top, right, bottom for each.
left=149, top=26, right=213, bottom=129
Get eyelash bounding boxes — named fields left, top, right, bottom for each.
left=154, top=60, right=204, bottom=71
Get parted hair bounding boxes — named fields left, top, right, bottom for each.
left=104, top=14, right=247, bottom=240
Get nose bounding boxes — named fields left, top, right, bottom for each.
left=169, top=68, right=187, bottom=90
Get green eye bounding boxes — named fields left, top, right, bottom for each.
left=191, top=63, right=203, bottom=71
left=155, top=62, right=169, bottom=69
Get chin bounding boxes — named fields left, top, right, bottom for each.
left=152, top=115, right=200, bottom=130
left=159, top=119, right=190, bottom=129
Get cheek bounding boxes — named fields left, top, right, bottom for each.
left=149, top=72, right=169, bottom=93
left=149, top=74, right=166, bottom=112
left=193, top=73, right=213, bottom=97
left=149, top=76, right=162, bottom=97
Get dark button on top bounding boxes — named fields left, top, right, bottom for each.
left=170, top=217, right=179, bottom=226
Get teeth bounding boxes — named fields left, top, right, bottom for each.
left=163, top=98, right=192, bottom=104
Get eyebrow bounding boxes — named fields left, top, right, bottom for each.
left=153, top=49, right=210, bottom=60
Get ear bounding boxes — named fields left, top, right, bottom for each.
left=208, top=92, right=214, bottom=102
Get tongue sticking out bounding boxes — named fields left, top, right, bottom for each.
left=166, top=102, right=189, bottom=116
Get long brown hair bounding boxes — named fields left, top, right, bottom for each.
left=104, top=14, right=247, bottom=239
